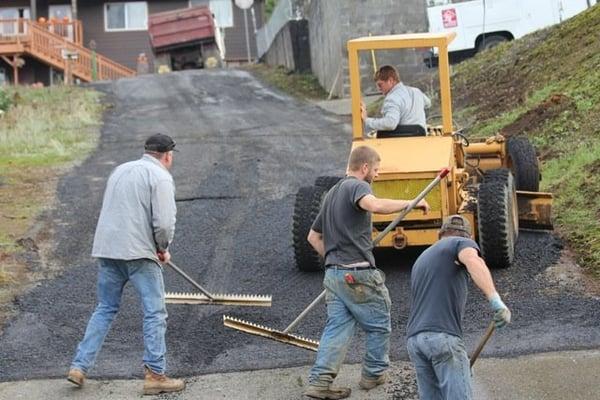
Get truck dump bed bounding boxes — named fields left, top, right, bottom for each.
left=148, top=6, right=216, bottom=51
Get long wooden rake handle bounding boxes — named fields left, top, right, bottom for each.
left=283, top=168, right=451, bottom=334
left=166, top=261, right=215, bottom=301
left=470, top=321, right=496, bottom=368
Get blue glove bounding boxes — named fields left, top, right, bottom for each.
left=489, top=293, right=511, bottom=329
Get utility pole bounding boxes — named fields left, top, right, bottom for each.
left=235, top=0, right=254, bottom=63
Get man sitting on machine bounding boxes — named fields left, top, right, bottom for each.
left=361, top=65, right=431, bottom=138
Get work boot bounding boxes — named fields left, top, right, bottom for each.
left=303, top=385, right=351, bottom=399
left=143, top=366, right=185, bottom=395
left=359, top=372, right=388, bottom=390
left=66, top=368, right=85, bottom=387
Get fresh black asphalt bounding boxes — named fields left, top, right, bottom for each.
left=0, top=70, right=598, bottom=382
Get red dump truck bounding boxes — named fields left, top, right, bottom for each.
left=148, top=6, right=223, bottom=71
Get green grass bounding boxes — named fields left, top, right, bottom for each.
left=452, top=4, right=600, bottom=277
left=0, top=85, right=103, bottom=291
left=0, top=87, right=102, bottom=167
left=244, top=64, right=329, bottom=100
left=541, top=142, right=600, bottom=277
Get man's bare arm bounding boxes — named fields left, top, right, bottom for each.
left=307, top=229, right=325, bottom=258
left=358, top=194, right=430, bottom=215
left=459, top=246, right=512, bottom=328
left=458, top=247, right=497, bottom=299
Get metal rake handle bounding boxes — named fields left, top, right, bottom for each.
left=166, top=261, right=215, bottom=301
left=470, top=321, right=496, bottom=368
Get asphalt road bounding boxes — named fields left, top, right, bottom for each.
left=0, top=70, right=598, bottom=382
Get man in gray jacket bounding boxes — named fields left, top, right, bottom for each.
left=361, top=65, right=431, bottom=137
left=67, top=133, right=184, bottom=395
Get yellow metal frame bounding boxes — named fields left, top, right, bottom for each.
left=347, top=32, right=456, bottom=139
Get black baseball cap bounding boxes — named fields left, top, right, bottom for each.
left=144, top=133, right=177, bottom=153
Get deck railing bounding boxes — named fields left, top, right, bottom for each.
left=0, top=19, right=28, bottom=42
left=37, top=19, right=83, bottom=45
left=0, top=19, right=135, bottom=82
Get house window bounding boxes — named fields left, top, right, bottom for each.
left=105, top=2, right=148, bottom=31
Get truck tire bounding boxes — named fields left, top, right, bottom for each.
left=293, top=185, right=328, bottom=272
left=508, top=136, right=540, bottom=192
left=478, top=34, right=508, bottom=52
left=314, top=176, right=342, bottom=190
left=477, top=169, right=519, bottom=269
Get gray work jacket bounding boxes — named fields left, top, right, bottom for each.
left=365, top=83, right=431, bottom=132
left=92, top=154, right=176, bottom=262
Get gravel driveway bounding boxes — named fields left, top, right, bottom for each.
left=0, top=70, right=598, bottom=382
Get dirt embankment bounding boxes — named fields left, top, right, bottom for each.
left=451, top=4, right=600, bottom=278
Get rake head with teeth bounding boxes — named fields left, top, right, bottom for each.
left=166, top=292, right=272, bottom=307
left=223, top=315, right=319, bottom=351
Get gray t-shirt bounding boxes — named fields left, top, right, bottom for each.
left=311, top=177, right=375, bottom=267
left=406, top=236, right=480, bottom=338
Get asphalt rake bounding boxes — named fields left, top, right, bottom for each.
left=165, top=261, right=272, bottom=307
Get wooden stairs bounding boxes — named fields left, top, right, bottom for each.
left=0, top=19, right=135, bottom=83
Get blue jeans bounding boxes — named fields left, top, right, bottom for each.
left=308, top=267, right=391, bottom=388
left=407, top=332, right=472, bottom=400
left=71, top=258, right=168, bottom=374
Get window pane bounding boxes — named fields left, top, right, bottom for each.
left=210, top=0, right=233, bottom=28
left=126, top=2, right=147, bottom=29
left=106, top=3, right=125, bottom=29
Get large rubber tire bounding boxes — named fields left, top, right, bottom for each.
left=478, top=34, right=509, bottom=52
left=293, top=185, right=328, bottom=272
left=477, top=169, right=519, bottom=269
left=314, top=176, right=342, bottom=190
left=508, top=136, right=540, bottom=192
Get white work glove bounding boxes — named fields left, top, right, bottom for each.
left=489, top=293, right=511, bottom=328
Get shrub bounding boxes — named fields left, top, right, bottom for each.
left=0, top=89, right=11, bottom=112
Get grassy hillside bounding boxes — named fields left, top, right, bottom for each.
left=0, top=86, right=102, bottom=326
left=452, top=5, right=600, bottom=277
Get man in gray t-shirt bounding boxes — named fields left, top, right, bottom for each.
left=406, top=215, right=512, bottom=400
left=303, top=146, right=429, bottom=400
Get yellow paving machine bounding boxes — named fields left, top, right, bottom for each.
left=294, top=31, right=553, bottom=272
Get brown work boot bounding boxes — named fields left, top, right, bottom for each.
left=66, top=368, right=85, bottom=387
left=303, top=385, right=351, bottom=399
left=143, top=366, right=185, bottom=395
left=358, top=372, right=388, bottom=390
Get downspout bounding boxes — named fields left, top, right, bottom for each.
left=71, top=0, right=78, bottom=20
left=30, top=0, right=37, bottom=20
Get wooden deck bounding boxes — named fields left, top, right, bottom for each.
left=0, top=19, right=135, bottom=83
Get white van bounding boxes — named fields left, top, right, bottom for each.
left=427, top=0, right=597, bottom=53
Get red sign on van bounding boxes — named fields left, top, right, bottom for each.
left=442, top=8, right=458, bottom=28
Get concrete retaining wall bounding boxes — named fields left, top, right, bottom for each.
left=307, top=0, right=430, bottom=98
left=263, top=20, right=311, bottom=72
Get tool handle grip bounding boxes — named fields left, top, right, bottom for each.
left=166, top=261, right=215, bottom=301
left=470, top=321, right=496, bottom=368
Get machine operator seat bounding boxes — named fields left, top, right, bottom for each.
left=377, top=124, right=426, bottom=138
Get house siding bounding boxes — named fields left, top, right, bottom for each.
left=223, top=1, right=263, bottom=62
left=77, top=0, right=189, bottom=70
left=2, top=0, right=266, bottom=84
left=0, top=1, right=31, bottom=8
